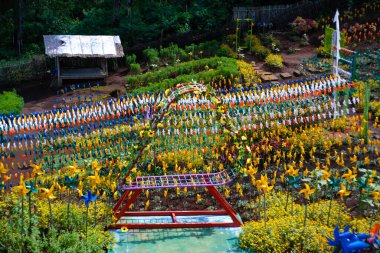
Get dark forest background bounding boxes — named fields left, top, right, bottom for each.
left=0, top=0, right=359, bottom=60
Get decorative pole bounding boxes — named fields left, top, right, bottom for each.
left=333, top=10, right=341, bottom=107
left=235, top=19, right=240, bottom=52
left=250, top=20, right=254, bottom=51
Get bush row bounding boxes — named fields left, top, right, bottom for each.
left=128, top=57, right=239, bottom=93
left=127, top=57, right=237, bottom=86
left=126, top=40, right=222, bottom=68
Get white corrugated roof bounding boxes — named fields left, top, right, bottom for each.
left=43, top=35, right=124, bottom=58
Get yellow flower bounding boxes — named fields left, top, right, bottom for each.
left=337, top=184, right=350, bottom=200
left=241, top=136, right=247, bottom=141
left=157, top=123, right=164, bottom=128
left=364, top=156, right=370, bottom=165
left=148, top=130, right=154, bottom=138
left=121, top=227, right=128, bottom=232
left=299, top=183, right=315, bottom=200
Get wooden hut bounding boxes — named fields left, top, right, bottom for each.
left=43, top=35, right=124, bottom=87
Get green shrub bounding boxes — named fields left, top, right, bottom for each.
left=261, top=34, right=281, bottom=51
left=160, top=43, right=187, bottom=64
left=225, top=34, right=237, bottom=48
left=216, top=44, right=236, bottom=58
left=244, top=34, right=261, bottom=50
left=143, top=48, right=159, bottom=65
left=130, top=63, right=141, bottom=75
left=251, top=44, right=270, bottom=59
left=0, top=90, right=24, bottom=116
left=125, top=54, right=137, bottom=67
left=265, top=54, right=284, bottom=69
left=198, top=40, right=219, bottom=57
left=316, top=46, right=329, bottom=57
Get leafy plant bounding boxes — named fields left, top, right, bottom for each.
left=130, top=63, right=141, bottom=75
left=143, top=48, right=159, bottom=65
left=0, top=90, right=24, bottom=116
left=216, top=44, right=236, bottom=58
left=251, top=44, right=271, bottom=60
left=316, top=46, right=329, bottom=57
left=125, top=54, right=137, bottom=67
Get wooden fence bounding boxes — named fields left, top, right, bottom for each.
left=233, top=0, right=335, bottom=28
left=0, top=55, right=49, bottom=87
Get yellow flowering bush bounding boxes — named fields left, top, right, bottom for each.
left=237, top=60, right=261, bottom=87
left=0, top=191, right=115, bottom=252
left=239, top=192, right=371, bottom=253
left=264, top=53, right=284, bottom=69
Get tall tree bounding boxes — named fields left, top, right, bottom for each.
left=17, top=0, right=24, bottom=55
left=113, top=0, right=121, bottom=27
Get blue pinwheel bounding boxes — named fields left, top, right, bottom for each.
left=327, top=226, right=371, bottom=253
left=80, top=190, right=97, bottom=208
left=328, top=176, right=341, bottom=191
left=64, top=174, right=79, bottom=189
left=287, top=175, right=301, bottom=188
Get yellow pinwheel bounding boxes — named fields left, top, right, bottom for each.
left=91, top=160, right=102, bottom=171
left=12, top=174, right=30, bottom=196
left=299, top=183, right=315, bottom=200
left=342, top=169, right=356, bottom=183
left=30, top=163, right=44, bottom=177
left=285, top=165, right=299, bottom=177
left=196, top=194, right=202, bottom=203
left=257, top=174, right=273, bottom=194
left=337, top=184, right=350, bottom=200
left=371, top=189, right=380, bottom=202
left=87, top=170, right=101, bottom=189
left=39, top=184, right=56, bottom=200
left=0, top=162, right=8, bottom=174
left=64, top=161, right=80, bottom=177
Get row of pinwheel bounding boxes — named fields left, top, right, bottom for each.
left=0, top=76, right=355, bottom=169
left=0, top=74, right=347, bottom=137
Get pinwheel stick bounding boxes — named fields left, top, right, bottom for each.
left=263, top=194, right=267, bottom=230
left=21, top=196, right=25, bottom=236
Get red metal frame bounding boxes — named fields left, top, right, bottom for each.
left=109, top=186, right=243, bottom=229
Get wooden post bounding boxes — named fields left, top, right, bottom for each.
left=56, top=57, right=61, bottom=87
